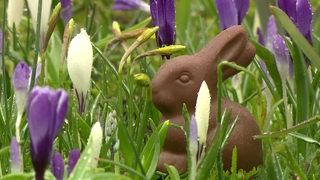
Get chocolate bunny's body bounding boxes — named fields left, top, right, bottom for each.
left=152, top=26, right=263, bottom=173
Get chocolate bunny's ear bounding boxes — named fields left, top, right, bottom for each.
left=197, top=25, right=255, bottom=81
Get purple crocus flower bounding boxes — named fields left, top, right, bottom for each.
left=113, top=0, right=150, bottom=13
left=278, top=0, right=312, bottom=43
left=189, top=115, right=199, bottom=159
left=12, top=61, right=41, bottom=92
left=150, top=0, right=175, bottom=48
left=258, top=16, right=292, bottom=80
left=10, top=137, right=21, bottom=173
left=60, top=0, right=72, bottom=25
left=51, top=152, right=64, bottom=180
left=189, top=115, right=198, bottom=179
left=12, top=62, right=31, bottom=91
left=12, top=62, right=41, bottom=142
left=27, top=87, right=68, bottom=180
left=68, top=149, right=80, bottom=176
left=215, top=0, right=249, bottom=30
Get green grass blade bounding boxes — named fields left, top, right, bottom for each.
left=176, top=0, right=191, bottom=43
left=165, top=165, right=180, bottom=180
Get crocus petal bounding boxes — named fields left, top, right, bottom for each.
left=265, top=16, right=277, bottom=46
left=67, top=29, right=93, bottom=101
left=7, top=0, right=25, bottom=29
left=52, top=90, right=69, bottom=137
left=296, top=0, right=312, bottom=42
left=150, top=0, right=159, bottom=28
left=272, top=35, right=290, bottom=65
left=51, top=152, right=64, bottom=180
left=272, top=34, right=291, bottom=77
left=233, top=0, right=249, bottom=24
left=89, top=121, right=102, bottom=168
left=278, top=0, right=312, bottom=44
left=189, top=115, right=198, bottom=153
left=28, top=87, right=54, bottom=149
left=113, top=0, right=140, bottom=10
left=12, top=62, right=32, bottom=90
left=257, top=28, right=265, bottom=45
left=189, top=115, right=198, bottom=179
left=278, top=0, right=297, bottom=23
left=10, top=137, right=21, bottom=173
left=150, top=0, right=175, bottom=47
left=68, top=149, right=80, bottom=176
left=27, top=87, right=69, bottom=180
left=60, top=0, right=72, bottom=25
left=160, top=0, right=175, bottom=46
left=27, top=0, right=52, bottom=44
left=113, top=0, right=150, bottom=13
left=195, top=81, right=211, bottom=146
left=215, top=0, right=237, bottom=30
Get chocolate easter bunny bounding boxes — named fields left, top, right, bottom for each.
left=152, top=25, right=263, bottom=173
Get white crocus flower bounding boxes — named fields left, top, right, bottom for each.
left=27, top=0, right=52, bottom=43
left=195, top=81, right=211, bottom=154
left=7, top=0, right=24, bottom=29
left=89, top=121, right=102, bottom=168
left=67, top=29, right=93, bottom=114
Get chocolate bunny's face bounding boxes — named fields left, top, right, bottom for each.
left=152, top=55, right=207, bottom=116
left=152, top=25, right=255, bottom=116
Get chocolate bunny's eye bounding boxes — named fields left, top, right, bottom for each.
left=177, top=72, right=191, bottom=84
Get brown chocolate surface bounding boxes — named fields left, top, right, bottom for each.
left=152, top=25, right=263, bottom=173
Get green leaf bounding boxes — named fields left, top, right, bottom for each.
left=176, top=0, right=191, bottom=43
left=196, top=125, right=221, bottom=179
left=139, top=120, right=169, bottom=179
left=231, top=147, right=237, bottom=180
left=69, top=135, right=94, bottom=180
left=165, top=165, right=180, bottom=180
left=250, top=39, right=283, bottom=98
left=270, top=6, right=320, bottom=69
left=0, top=173, right=33, bottom=180
left=90, top=173, right=132, bottom=180
left=289, top=132, right=320, bottom=147
left=117, top=119, right=134, bottom=167
left=285, top=39, right=310, bottom=125
left=47, top=33, right=62, bottom=86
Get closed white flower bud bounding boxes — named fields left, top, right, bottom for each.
left=27, top=0, right=52, bottom=38
left=7, top=0, right=24, bottom=29
left=67, top=29, right=93, bottom=113
left=89, top=121, right=102, bottom=168
left=195, top=81, right=211, bottom=148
